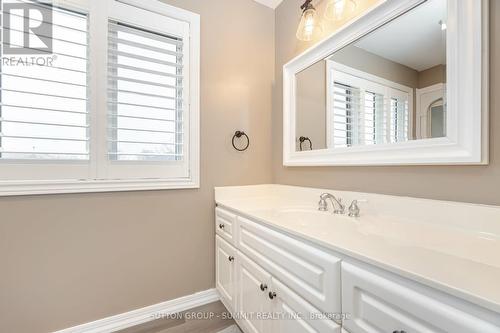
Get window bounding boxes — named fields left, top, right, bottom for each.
left=327, top=61, right=412, bottom=149
left=108, top=21, right=184, bottom=162
left=1, top=3, right=89, bottom=161
left=0, top=0, right=200, bottom=195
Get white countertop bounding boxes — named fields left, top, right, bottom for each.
left=214, top=184, right=500, bottom=314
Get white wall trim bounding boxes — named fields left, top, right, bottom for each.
left=53, top=289, right=220, bottom=333
left=252, top=0, right=284, bottom=9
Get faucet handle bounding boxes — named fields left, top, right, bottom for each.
left=348, top=199, right=367, bottom=217
left=318, top=198, right=328, bottom=211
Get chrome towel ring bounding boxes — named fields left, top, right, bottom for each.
left=299, top=136, right=312, bottom=151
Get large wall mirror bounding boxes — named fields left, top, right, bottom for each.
left=283, top=0, right=488, bottom=166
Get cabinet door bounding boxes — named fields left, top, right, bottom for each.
left=271, top=278, right=341, bottom=333
left=237, top=252, right=273, bottom=333
left=216, top=235, right=237, bottom=311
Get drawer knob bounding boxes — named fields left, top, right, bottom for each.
left=260, top=283, right=268, bottom=291
left=268, top=291, right=277, bottom=300
left=228, top=256, right=235, bottom=262
left=393, top=331, right=407, bottom=333
left=219, top=223, right=225, bottom=229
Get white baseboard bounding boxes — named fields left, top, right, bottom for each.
left=53, top=289, right=220, bottom=333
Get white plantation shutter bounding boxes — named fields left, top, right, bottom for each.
left=0, top=1, right=89, bottom=160
left=390, top=95, right=410, bottom=143
left=327, top=61, right=412, bottom=149
left=332, top=82, right=358, bottom=147
left=370, top=92, right=386, bottom=145
left=107, top=21, right=184, bottom=162
left=102, top=0, right=192, bottom=181
left=0, top=0, right=199, bottom=193
left=331, top=84, right=383, bottom=148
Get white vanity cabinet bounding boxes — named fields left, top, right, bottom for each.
left=237, top=215, right=342, bottom=314
left=236, top=250, right=341, bottom=333
left=215, top=206, right=500, bottom=333
left=216, top=207, right=342, bottom=333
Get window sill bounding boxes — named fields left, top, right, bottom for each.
left=0, top=178, right=200, bottom=196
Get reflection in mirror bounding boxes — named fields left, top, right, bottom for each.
left=295, top=0, right=447, bottom=151
left=430, top=100, right=446, bottom=138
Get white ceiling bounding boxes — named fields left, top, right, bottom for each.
left=253, top=0, right=284, bottom=9
left=354, top=0, right=446, bottom=71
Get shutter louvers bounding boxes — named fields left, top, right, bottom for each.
left=332, top=82, right=360, bottom=148
left=0, top=0, right=89, bottom=160
left=107, top=21, right=184, bottom=161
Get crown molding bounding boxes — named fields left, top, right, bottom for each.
left=253, top=0, right=285, bottom=9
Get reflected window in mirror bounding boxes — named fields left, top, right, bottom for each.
left=326, top=61, right=411, bottom=149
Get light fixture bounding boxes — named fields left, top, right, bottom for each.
left=324, top=0, right=357, bottom=21
left=296, top=0, right=322, bottom=42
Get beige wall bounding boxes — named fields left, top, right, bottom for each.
left=273, top=0, right=500, bottom=205
left=332, top=45, right=421, bottom=138
left=296, top=60, right=327, bottom=150
left=332, top=46, right=419, bottom=88
left=418, top=64, right=446, bottom=88
left=0, top=1, right=274, bottom=332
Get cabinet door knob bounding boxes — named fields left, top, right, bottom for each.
left=219, top=223, right=225, bottom=229
left=268, top=291, right=277, bottom=299
left=228, top=256, right=235, bottom=262
left=260, top=283, right=268, bottom=291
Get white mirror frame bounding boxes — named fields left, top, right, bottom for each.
left=283, top=0, right=489, bottom=166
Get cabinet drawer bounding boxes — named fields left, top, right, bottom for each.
left=237, top=216, right=341, bottom=314
left=342, top=262, right=500, bottom=333
left=216, top=207, right=237, bottom=245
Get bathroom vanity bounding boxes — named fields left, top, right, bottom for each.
left=214, top=185, right=500, bottom=333
left=215, top=1, right=497, bottom=330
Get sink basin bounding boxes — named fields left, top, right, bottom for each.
left=250, top=206, right=500, bottom=268
left=251, top=207, right=357, bottom=234
left=277, top=208, right=353, bottom=223
left=358, top=218, right=500, bottom=268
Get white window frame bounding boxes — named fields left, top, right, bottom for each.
left=0, top=0, right=200, bottom=196
left=326, top=60, right=413, bottom=149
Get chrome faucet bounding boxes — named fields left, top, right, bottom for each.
left=318, top=193, right=345, bottom=214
